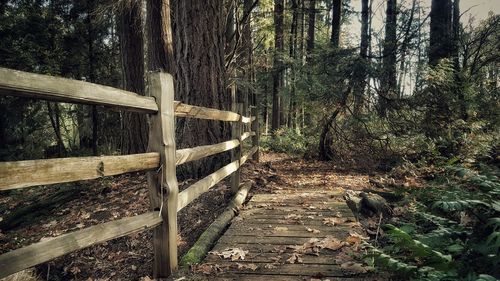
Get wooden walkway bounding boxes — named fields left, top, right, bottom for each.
left=200, top=185, right=377, bottom=280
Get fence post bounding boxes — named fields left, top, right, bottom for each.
left=230, top=83, right=241, bottom=193
left=146, top=72, right=178, bottom=277
left=251, top=106, right=260, bottom=162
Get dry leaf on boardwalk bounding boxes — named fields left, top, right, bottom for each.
left=306, top=227, right=321, bottom=234
left=264, top=263, right=277, bottom=269
left=210, top=248, right=249, bottom=261
left=285, top=214, right=302, bottom=220
left=293, top=236, right=345, bottom=255
left=322, top=217, right=344, bottom=226
left=345, top=231, right=369, bottom=245
left=318, top=236, right=346, bottom=251
left=287, top=253, right=303, bottom=264
left=236, top=263, right=258, bottom=271
left=273, top=226, right=289, bottom=232
left=191, top=263, right=223, bottom=275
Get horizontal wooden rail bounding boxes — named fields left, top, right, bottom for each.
left=0, top=212, right=162, bottom=278
left=240, top=131, right=256, bottom=142
left=177, top=160, right=239, bottom=211
left=0, top=68, right=158, bottom=113
left=0, top=153, right=160, bottom=191
left=177, top=145, right=258, bottom=211
left=175, top=139, right=239, bottom=166
left=174, top=102, right=239, bottom=122
left=241, top=146, right=258, bottom=166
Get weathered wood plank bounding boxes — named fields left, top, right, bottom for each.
left=180, top=182, right=252, bottom=266
left=200, top=262, right=347, bottom=277
left=211, top=274, right=372, bottom=281
left=0, top=153, right=160, bottom=190
left=177, top=160, right=239, bottom=211
left=205, top=252, right=337, bottom=264
left=146, top=72, right=179, bottom=276
left=231, top=103, right=243, bottom=193
left=240, top=146, right=258, bottom=166
left=240, top=131, right=256, bottom=142
left=251, top=107, right=260, bottom=162
left=241, top=115, right=252, bottom=124
left=176, top=139, right=240, bottom=166
left=174, top=102, right=240, bottom=122
left=0, top=212, right=162, bottom=278
left=0, top=67, right=158, bottom=113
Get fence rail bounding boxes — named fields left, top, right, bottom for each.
left=0, top=68, right=259, bottom=278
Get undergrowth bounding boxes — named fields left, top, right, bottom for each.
left=366, top=163, right=500, bottom=280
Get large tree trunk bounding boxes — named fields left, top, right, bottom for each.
left=330, top=0, right=341, bottom=47
left=352, top=0, right=370, bottom=114
left=118, top=1, right=147, bottom=154
left=429, top=0, right=452, bottom=66
left=85, top=0, right=98, bottom=155
left=271, top=0, right=284, bottom=132
left=425, top=0, right=453, bottom=138
left=242, top=0, right=258, bottom=113
left=452, top=0, right=467, bottom=120
left=146, top=0, right=174, bottom=72
left=379, top=0, right=397, bottom=117
left=170, top=0, right=228, bottom=177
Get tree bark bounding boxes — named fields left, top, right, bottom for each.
left=429, top=0, right=453, bottom=66
left=146, top=0, right=174, bottom=72
left=379, top=0, right=397, bottom=117
left=271, top=0, right=284, bottom=132
left=330, top=0, right=341, bottom=47
left=170, top=0, right=228, bottom=177
left=118, top=0, right=147, bottom=154
left=352, top=0, right=370, bottom=114
left=288, top=0, right=299, bottom=130
left=306, top=0, right=316, bottom=60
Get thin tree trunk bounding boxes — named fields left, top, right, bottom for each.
left=379, top=0, right=397, bottom=117
left=330, top=0, right=341, bottom=47
left=47, top=102, right=67, bottom=156
left=306, top=0, right=316, bottom=61
left=352, top=0, right=370, bottom=114
left=271, top=0, right=284, bottom=132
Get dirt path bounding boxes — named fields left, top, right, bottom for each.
left=190, top=154, right=385, bottom=280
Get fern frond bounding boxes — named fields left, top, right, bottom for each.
left=432, top=200, right=489, bottom=212
left=367, top=246, right=418, bottom=276
left=385, top=224, right=452, bottom=268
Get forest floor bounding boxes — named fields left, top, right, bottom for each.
left=0, top=152, right=390, bottom=280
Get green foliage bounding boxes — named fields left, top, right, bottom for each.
left=261, top=127, right=316, bottom=156
left=368, top=163, right=500, bottom=280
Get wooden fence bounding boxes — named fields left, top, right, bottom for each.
left=0, top=68, right=259, bottom=278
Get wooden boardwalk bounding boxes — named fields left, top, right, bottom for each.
left=201, top=186, right=377, bottom=280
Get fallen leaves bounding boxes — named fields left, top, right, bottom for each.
left=236, top=263, right=258, bottom=271
left=345, top=231, right=369, bottom=245
left=322, top=217, right=345, bottom=226
left=210, top=248, right=248, bottom=261
left=273, top=226, right=289, bottom=232
left=287, top=253, right=303, bottom=264
left=306, top=227, right=321, bottom=234
left=293, top=236, right=346, bottom=255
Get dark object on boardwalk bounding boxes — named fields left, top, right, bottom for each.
left=345, top=191, right=392, bottom=220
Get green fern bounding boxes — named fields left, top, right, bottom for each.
left=385, top=224, right=452, bottom=269
left=432, top=200, right=489, bottom=212
left=367, top=246, right=418, bottom=276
